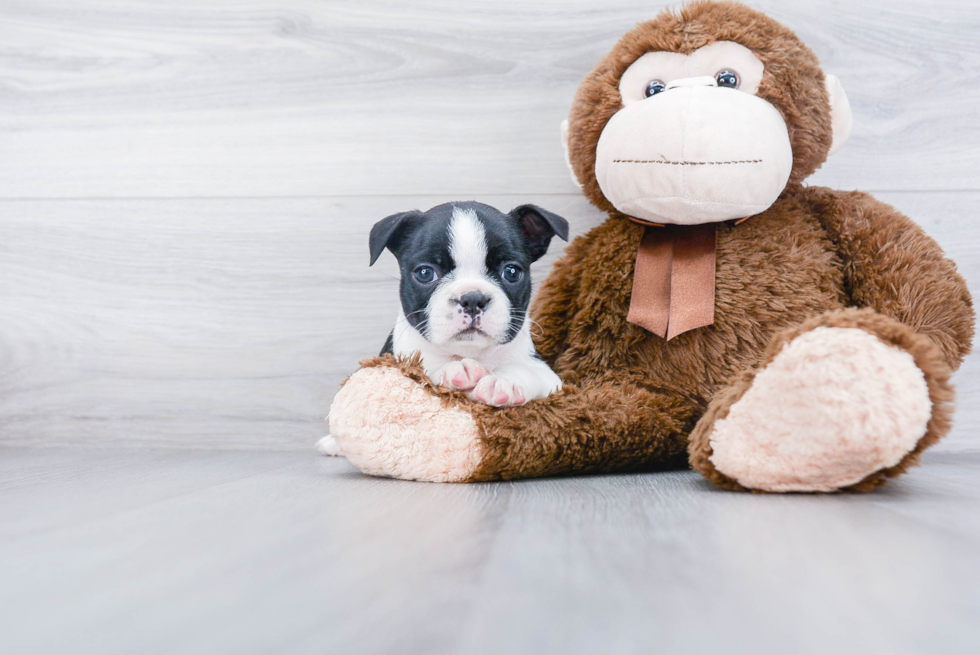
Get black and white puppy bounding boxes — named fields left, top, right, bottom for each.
left=318, top=201, right=568, bottom=457
left=373, top=201, right=569, bottom=406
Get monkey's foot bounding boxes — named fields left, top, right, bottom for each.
left=690, top=310, right=953, bottom=492
left=328, top=359, right=484, bottom=482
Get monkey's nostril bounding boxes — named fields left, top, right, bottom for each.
left=459, top=291, right=490, bottom=316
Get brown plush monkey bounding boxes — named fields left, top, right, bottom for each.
left=328, top=1, right=974, bottom=492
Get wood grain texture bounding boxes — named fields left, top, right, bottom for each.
left=0, top=447, right=978, bottom=655
left=0, top=0, right=978, bottom=198
left=0, top=194, right=608, bottom=449
left=0, top=191, right=977, bottom=451
left=0, top=1, right=978, bottom=450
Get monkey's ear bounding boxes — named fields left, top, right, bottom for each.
left=826, top=75, right=853, bottom=155
left=369, top=211, right=422, bottom=266
left=509, top=204, right=570, bottom=262
left=560, top=120, right=583, bottom=189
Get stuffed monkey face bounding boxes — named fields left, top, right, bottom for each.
left=598, top=41, right=792, bottom=225
left=562, top=1, right=854, bottom=225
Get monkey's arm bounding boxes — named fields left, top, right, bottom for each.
left=810, top=188, right=974, bottom=370
left=529, top=235, right=590, bottom=367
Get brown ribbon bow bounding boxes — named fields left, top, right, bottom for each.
left=626, top=220, right=719, bottom=340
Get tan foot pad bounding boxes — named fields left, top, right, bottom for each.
left=329, top=366, right=483, bottom=482
left=709, top=327, right=932, bottom=492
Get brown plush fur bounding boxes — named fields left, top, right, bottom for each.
left=482, top=1, right=974, bottom=487
left=349, top=1, right=974, bottom=490
left=470, top=183, right=972, bottom=485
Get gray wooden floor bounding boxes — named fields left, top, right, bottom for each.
left=2, top=1, right=980, bottom=653
left=1, top=447, right=979, bottom=655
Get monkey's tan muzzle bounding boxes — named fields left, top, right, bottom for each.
left=594, top=83, right=793, bottom=227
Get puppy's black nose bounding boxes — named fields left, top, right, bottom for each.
left=459, top=291, right=490, bottom=316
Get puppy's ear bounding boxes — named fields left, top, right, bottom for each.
left=369, top=211, right=422, bottom=266
left=508, top=204, right=570, bottom=262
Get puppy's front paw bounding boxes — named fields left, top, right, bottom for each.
left=470, top=376, right=527, bottom=407
left=433, top=358, right=489, bottom=391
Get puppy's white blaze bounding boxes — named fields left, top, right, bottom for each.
left=448, top=207, right=488, bottom=278
left=424, top=207, right=513, bottom=350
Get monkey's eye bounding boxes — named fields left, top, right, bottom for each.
left=413, top=265, right=438, bottom=284
left=501, top=263, right=524, bottom=284
left=644, top=80, right=667, bottom=97
left=715, top=70, right=739, bottom=88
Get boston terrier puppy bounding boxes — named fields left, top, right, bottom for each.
left=317, top=201, right=568, bottom=457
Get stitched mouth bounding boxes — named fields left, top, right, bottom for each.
left=613, top=158, right=763, bottom=166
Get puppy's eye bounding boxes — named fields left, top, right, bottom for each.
left=645, top=80, right=666, bottom=97
left=501, top=264, right=523, bottom=284
left=715, top=69, right=739, bottom=88
left=413, top=266, right=438, bottom=284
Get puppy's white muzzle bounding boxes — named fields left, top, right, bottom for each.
left=429, top=278, right=511, bottom=349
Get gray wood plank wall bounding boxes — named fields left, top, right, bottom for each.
left=2, top=0, right=978, bottom=451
